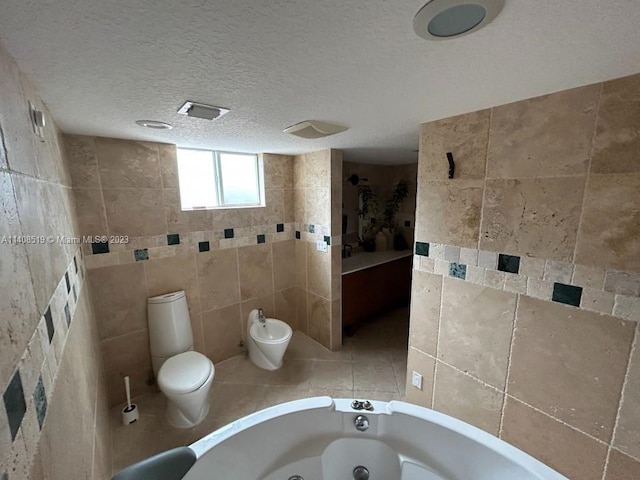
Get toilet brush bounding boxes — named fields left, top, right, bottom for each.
left=121, top=376, right=140, bottom=425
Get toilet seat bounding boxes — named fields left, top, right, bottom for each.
left=158, top=351, right=214, bottom=395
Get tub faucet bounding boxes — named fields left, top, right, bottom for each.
left=258, top=308, right=266, bottom=324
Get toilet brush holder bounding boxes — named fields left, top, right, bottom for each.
left=121, top=376, right=140, bottom=425
left=122, top=404, right=139, bottom=425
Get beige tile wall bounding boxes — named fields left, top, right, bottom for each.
left=65, top=136, right=303, bottom=405
left=293, top=150, right=342, bottom=351
left=0, top=41, right=109, bottom=480
left=408, top=72, right=640, bottom=479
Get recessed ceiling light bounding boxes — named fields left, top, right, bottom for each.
left=413, top=0, right=505, bottom=40
left=135, top=120, right=173, bottom=130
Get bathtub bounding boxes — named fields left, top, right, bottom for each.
left=179, top=396, right=567, bottom=480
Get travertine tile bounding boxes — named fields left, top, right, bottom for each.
left=572, top=264, right=606, bottom=290
left=13, top=176, right=71, bottom=313
left=296, top=287, right=308, bottom=335
left=274, top=288, right=298, bottom=330
left=459, top=247, right=478, bottom=266
left=405, top=348, right=435, bottom=408
left=353, top=363, right=398, bottom=392
left=477, top=250, right=498, bottom=269
left=433, top=363, right=503, bottom=435
left=434, top=259, right=449, bottom=276
left=487, top=84, right=599, bottom=178
left=144, top=254, right=200, bottom=316
left=420, top=109, right=490, bottom=180
left=0, top=47, right=37, bottom=175
left=306, top=246, right=331, bottom=299
left=543, top=260, right=574, bottom=284
left=575, top=174, right=640, bottom=272
left=307, top=293, right=331, bottom=348
left=443, top=245, right=460, bottom=263
left=604, top=270, right=640, bottom=296
left=272, top=240, right=296, bottom=291
left=62, top=134, right=100, bottom=188
left=613, top=328, right=640, bottom=458
left=439, top=278, right=516, bottom=389
left=483, top=269, right=505, bottom=289
left=309, top=360, right=353, bottom=390
left=465, top=265, right=484, bottom=285
left=89, top=263, right=148, bottom=340
left=509, top=296, right=635, bottom=441
left=238, top=243, right=273, bottom=301
left=73, top=188, right=108, bottom=236
left=501, top=397, right=608, bottom=480
left=519, top=256, right=546, bottom=279
left=202, top=304, right=243, bottom=363
left=95, top=137, right=161, bottom=188
left=415, top=181, right=483, bottom=248
left=409, top=271, right=442, bottom=356
left=158, top=143, right=178, bottom=189
left=0, top=173, right=40, bottom=390
left=103, top=188, right=166, bottom=236
left=197, top=248, right=240, bottom=311
left=480, top=177, right=585, bottom=261
left=580, top=288, right=615, bottom=315
left=163, top=188, right=215, bottom=233
left=263, top=153, right=294, bottom=189
left=591, top=73, right=640, bottom=174
left=526, top=277, right=553, bottom=300
left=605, top=449, right=640, bottom=480
left=503, top=274, right=527, bottom=294
left=101, top=329, right=153, bottom=405
left=613, top=295, right=640, bottom=322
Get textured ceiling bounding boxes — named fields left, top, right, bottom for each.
left=1, top=0, right=640, bottom=164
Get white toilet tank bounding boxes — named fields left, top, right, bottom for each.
left=148, top=290, right=194, bottom=376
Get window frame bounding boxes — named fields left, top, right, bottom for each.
left=176, top=147, right=265, bottom=211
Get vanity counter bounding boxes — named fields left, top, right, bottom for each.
left=342, top=249, right=413, bottom=275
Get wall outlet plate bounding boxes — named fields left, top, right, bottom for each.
left=316, top=240, right=328, bottom=252
left=412, top=371, right=423, bottom=390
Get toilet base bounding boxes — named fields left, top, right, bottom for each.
left=167, top=401, right=210, bottom=428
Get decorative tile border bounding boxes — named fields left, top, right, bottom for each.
left=83, top=220, right=342, bottom=270
left=1, top=248, right=86, bottom=479
left=414, top=241, right=640, bottom=322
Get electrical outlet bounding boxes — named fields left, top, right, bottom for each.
left=316, top=240, right=328, bottom=252
left=412, top=371, right=423, bottom=390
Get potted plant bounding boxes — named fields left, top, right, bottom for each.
left=357, top=180, right=410, bottom=251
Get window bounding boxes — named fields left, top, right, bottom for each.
left=176, top=148, right=264, bottom=210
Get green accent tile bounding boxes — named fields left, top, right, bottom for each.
left=415, top=242, right=430, bottom=257
left=552, top=283, right=583, bottom=307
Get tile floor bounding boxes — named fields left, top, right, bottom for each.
left=110, top=307, right=409, bottom=474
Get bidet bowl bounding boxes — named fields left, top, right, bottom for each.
left=248, top=318, right=292, bottom=370
left=250, top=318, right=292, bottom=344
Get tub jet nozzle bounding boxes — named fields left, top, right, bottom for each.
left=353, top=465, right=370, bottom=480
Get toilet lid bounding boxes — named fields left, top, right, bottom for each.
left=158, top=351, right=213, bottom=395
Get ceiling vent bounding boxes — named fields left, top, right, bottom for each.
left=177, top=101, right=229, bottom=120
left=283, top=120, right=348, bottom=139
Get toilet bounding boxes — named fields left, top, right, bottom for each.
left=147, top=291, right=214, bottom=428
left=247, top=309, right=293, bottom=370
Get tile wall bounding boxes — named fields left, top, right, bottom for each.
left=408, top=73, right=640, bottom=479
left=293, top=150, right=343, bottom=350
left=65, top=136, right=307, bottom=405
left=0, top=42, right=109, bottom=480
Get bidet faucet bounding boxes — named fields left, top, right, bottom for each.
left=258, top=308, right=266, bottom=324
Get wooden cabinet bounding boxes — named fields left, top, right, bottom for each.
left=342, top=255, right=412, bottom=333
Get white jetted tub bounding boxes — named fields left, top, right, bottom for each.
left=113, top=397, right=568, bottom=480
